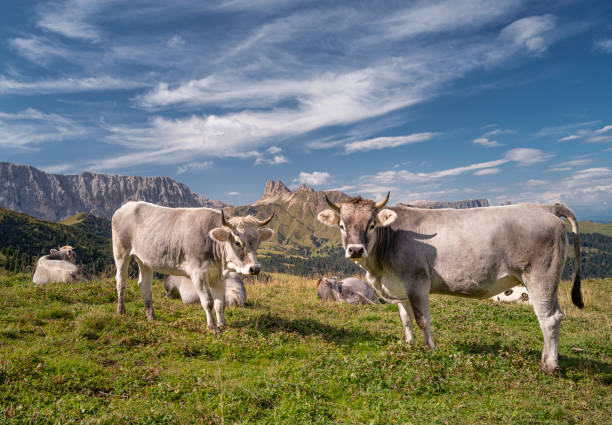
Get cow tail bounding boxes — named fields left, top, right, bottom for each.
left=547, top=203, right=583, bottom=309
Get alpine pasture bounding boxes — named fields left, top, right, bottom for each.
left=1, top=271, right=610, bottom=424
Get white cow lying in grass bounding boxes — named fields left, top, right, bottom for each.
left=32, top=246, right=80, bottom=286
left=164, top=273, right=247, bottom=307
left=491, top=285, right=531, bottom=304
left=317, top=277, right=380, bottom=305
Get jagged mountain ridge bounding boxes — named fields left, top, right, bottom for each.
left=0, top=162, right=228, bottom=221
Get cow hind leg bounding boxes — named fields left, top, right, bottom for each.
left=135, top=259, right=155, bottom=321
left=409, top=288, right=435, bottom=350
left=114, top=254, right=130, bottom=315
left=398, top=301, right=415, bottom=344
left=523, top=274, right=563, bottom=374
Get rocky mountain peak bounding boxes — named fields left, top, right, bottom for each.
left=0, top=162, right=228, bottom=221
left=263, top=180, right=291, bottom=197
left=295, top=184, right=314, bottom=193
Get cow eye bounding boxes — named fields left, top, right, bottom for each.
left=234, top=240, right=242, bottom=247
left=339, top=223, right=345, bottom=231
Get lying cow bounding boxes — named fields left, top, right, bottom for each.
left=318, top=193, right=582, bottom=373
left=112, top=201, right=273, bottom=333
left=317, top=277, right=379, bottom=305
left=491, top=285, right=530, bottom=304
left=32, top=246, right=80, bottom=286
left=165, top=272, right=247, bottom=307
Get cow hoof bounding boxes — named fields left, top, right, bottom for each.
left=540, top=363, right=560, bottom=375
left=145, top=311, right=156, bottom=321
left=116, top=305, right=126, bottom=315
left=207, top=325, right=221, bottom=335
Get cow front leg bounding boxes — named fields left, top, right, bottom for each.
left=191, top=272, right=220, bottom=335
left=114, top=256, right=129, bottom=315
left=409, top=289, right=435, bottom=350
left=398, top=301, right=415, bottom=344
left=211, top=280, right=227, bottom=329
left=137, top=264, right=155, bottom=321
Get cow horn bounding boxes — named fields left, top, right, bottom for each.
left=374, top=191, right=390, bottom=210
left=256, top=212, right=275, bottom=226
left=325, top=194, right=341, bottom=213
left=221, top=210, right=232, bottom=228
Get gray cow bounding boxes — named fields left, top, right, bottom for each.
left=317, top=277, right=379, bottom=305
left=317, top=193, right=582, bottom=373
left=165, top=272, right=247, bottom=307
left=112, top=201, right=273, bottom=333
left=32, top=246, right=80, bottom=286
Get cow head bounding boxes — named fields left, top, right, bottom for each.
left=209, top=211, right=274, bottom=275
left=49, top=246, right=77, bottom=263
left=317, top=192, right=397, bottom=260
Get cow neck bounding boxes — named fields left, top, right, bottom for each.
left=365, top=225, right=394, bottom=275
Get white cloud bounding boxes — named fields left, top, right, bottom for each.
left=0, top=108, right=87, bottom=148
left=472, top=137, right=501, bottom=147
left=298, top=171, right=333, bottom=186
left=0, top=75, right=145, bottom=94
left=177, top=161, right=213, bottom=174
left=267, top=145, right=282, bottom=154
left=473, top=167, right=500, bottom=175
left=345, top=133, right=436, bottom=153
left=255, top=155, right=289, bottom=165
left=9, top=37, right=71, bottom=65
left=558, top=124, right=612, bottom=143
left=227, top=191, right=240, bottom=196
left=593, top=39, right=612, bottom=53
left=504, top=148, right=551, bottom=165
left=595, top=125, right=612, bottom=134
left=36, top=0, right=109, bottom=42
left=499, top=15, right=556, bottom=54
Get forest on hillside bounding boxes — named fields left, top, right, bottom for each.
left=1, top=207, right=610, bottom=279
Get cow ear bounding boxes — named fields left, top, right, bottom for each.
left=258, top=228, right=274, bottom=242
left=209, top=227, right=231, bottom=242
left=317, top=209, right=340, bottom=227
left=376, top=209, right=397, bottom=227
left=50, top=249, right=58, bottom=254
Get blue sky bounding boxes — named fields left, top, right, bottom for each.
left=1, top=0, right=611, bottom=220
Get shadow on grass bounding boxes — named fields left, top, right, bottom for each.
left=232, top=313, right=381, bottom=345
left=455, top=340, right=612, bottom=381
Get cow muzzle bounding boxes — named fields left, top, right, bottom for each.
left=247, top=264, right=261, bottom=275
left=346, top=244, right=367, bottom=259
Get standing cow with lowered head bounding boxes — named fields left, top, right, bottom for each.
left=317, top=277, right=379, bottom=305
left=112, top=201, right=273, bottom=333
left=317, top=193, right=582, bottom=373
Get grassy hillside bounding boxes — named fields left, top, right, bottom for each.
left=0, top=272, right=609, bottom=424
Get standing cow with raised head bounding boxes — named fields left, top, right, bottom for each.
left=112, top=201, right=273, bottom=333
left=317, top=193, right=582, bottom=373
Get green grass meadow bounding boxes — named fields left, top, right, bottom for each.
left=0, top=272, right=610, bottom=424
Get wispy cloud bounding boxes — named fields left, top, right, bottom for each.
left=472, top=137, right=501, bottom=147
left=36, top=0, right=109, bottom=42
left=499, top=15, right=556, bottom=55
left=558, top=123, right=612, bottom=143
left=0, top=108, right=88, bottom=148
left=177, top=161, right=213, bottom=174
left=0, top=76, right=146, bottom=94
left=344, top=133, right=436, bottom=153
left=593, top=38, right=612, bottom=53
left=473, top=167, right=500, bottom=175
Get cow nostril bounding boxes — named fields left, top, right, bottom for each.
left=249, top=265, right=261, bottom=275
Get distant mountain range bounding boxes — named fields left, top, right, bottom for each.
left=1, top=175, right=611, bottom=279
left=0, top=162, right=227, bottom=221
